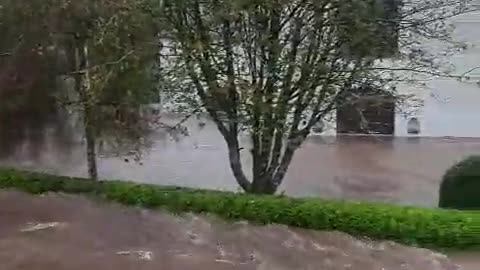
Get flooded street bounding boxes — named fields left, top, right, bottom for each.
left=1, top=118, right=480, bottom=269
left=2, top=117, right=480, bottom=207
left=1, top=2, right=479, bottom=269
left=0, top=191, right=475, bottom=270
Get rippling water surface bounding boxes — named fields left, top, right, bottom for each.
left=2, top=117, right=480, bottom=208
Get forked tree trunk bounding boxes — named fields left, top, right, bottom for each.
left=249, top=134, right=305, bottom=194
left=250, top=176, right=277, bottom=194
left=226, top=136, right=298, bottom=195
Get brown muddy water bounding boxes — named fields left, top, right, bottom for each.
left=1, top=118, right=479, bottom=269
left=0, top=191, right=476, bottom=270
left=2, top=117, right=480, bottom=207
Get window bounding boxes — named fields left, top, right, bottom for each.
left=407, top=117, right=420, bottom=134
left=336, top=85, right=395, bottom=135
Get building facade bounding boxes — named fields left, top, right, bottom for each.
left=334, top=3, right=480, bottom=137
left=394, top=5, right=480, bottom=137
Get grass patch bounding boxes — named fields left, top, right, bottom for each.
left=0, top=168, right=479, bottom=250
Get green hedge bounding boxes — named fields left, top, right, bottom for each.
left=0, top=168, right=479, bottom=250
left=439, top=156, right=480, bottom=210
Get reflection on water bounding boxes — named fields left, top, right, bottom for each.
left=0, top=47, right=75, bottom=161
left=2, top=116, right=480, bottom=207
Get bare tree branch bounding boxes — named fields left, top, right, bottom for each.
left=460, top=65, right=480, bottom=77
left=70, top=50, right=134, bottom=75
left=368, top=67, right=461, bottom=79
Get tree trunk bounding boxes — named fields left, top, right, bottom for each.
left=251, top=176, right=277, bottom=195
left=82, top=43, right=98, bottom=181
left=227, top=139, right=277, bottom=194
left=74, top=41, right=98, bottom=181
left=84, top=116, right=98, bottom=180
left=226, top=137, right=251, bottom=192
left=251, top=133, right=306, bottom=194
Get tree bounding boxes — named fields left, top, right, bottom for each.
left=50, top=0, right=159, bottom=180
left=156, top=0, right=472, bottom=194
left=0, top=0, right=159, bottom=179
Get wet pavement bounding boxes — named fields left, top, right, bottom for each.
left=0, top=191, right=476, bottom=270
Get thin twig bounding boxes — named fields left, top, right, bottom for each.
left=368, top=67, right=460, bottom=79
left=152, top=106, right=203, bottom=131
left=70, top=50, right=134, bottom=75
left=460, top=65, right=480, bottom=77
left=173, top=106, right=203, bottom=129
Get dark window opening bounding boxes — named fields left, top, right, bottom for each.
left=336, top=86, right=395, bottom=135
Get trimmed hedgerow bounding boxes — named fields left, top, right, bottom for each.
left=0, top=168, right=479, bottom=250
left=439, top=156, right=480, bottom=210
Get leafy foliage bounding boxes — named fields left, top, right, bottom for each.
left=439, top=156, right=480, bottom=210
left=0, top=0, right=160, bottom=177
left=0, top=168, right=479, bottom=250
left=49, top=0, right=159, bottom=158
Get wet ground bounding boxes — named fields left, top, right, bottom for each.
left=0, top=191, right=477, bottom=270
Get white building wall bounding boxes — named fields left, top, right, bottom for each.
left=395, top=8, right=480, bottom=137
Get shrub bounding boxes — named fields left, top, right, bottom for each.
left=0, top=168, right=479, bottom=250
left=439, top=156, right=480, bottom=210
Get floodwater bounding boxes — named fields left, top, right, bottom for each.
left=1, top=117, right=479, bottom=269
left=0, top=191, right=473, bottom=270
left=2, top=116, right=480, bottom=207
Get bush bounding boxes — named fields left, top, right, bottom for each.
left=0, top=168, right=479, bottom=250
left=439, top=156, right=480, bottom=210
